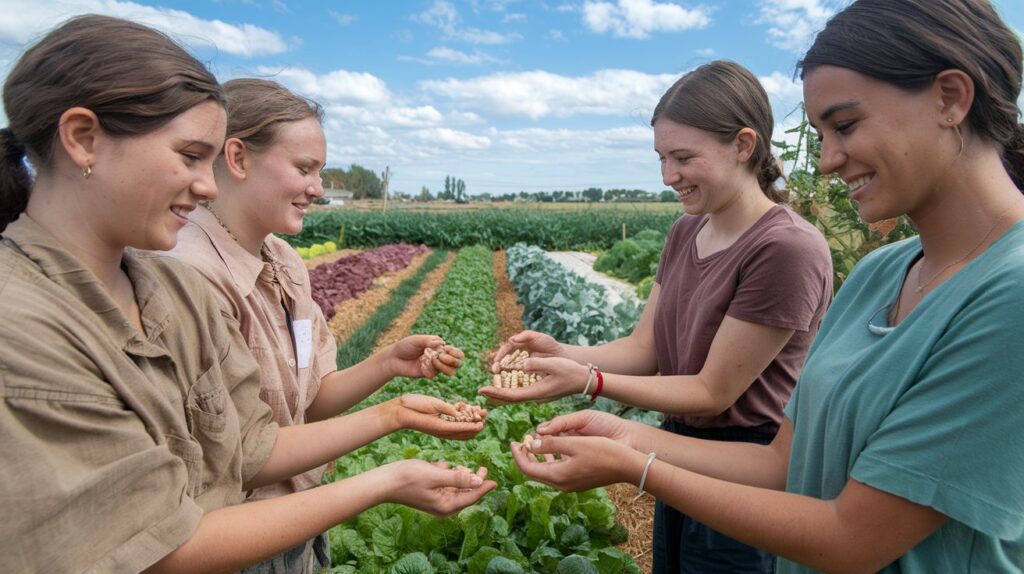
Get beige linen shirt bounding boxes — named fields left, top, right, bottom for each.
left=0, top=216, right=278, bottom=573
left=162, top=206, right=338, bottom=500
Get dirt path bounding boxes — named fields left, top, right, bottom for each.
left=326, top=250, right=433, bottom=346
left=493, top=250, right=525, bottom=344
left=370, top=252, right=457, bottom=353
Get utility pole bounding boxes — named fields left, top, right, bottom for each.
left=381, top=166, right=390, bottom=212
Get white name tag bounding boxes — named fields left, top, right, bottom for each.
left=292, top=319, right=313, bottom=369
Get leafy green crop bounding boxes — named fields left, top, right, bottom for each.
left=592, top=229, right=666, bottom=298
left=286, top=208, right=681, bottom=251
left=324, top=246, right=640, bottom=573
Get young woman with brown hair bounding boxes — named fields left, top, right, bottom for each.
left=486, top=60, right=834, bottom=573
left=510, top=1, right=1024, bottom=571
left=0, top=15, right=494, bottom=574
left=159, top=77, right=484, bottom=573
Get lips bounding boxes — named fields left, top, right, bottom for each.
left=846, top=175, right=873, bottom=193
left=675, top=186, right=697, bottom=200
left=170, top=204, right=194, bottom=219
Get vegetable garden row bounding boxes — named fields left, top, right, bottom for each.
left=295, top=209, right=680, bottom=573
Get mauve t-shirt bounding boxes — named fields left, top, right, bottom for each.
left=653, top=204, right=833, bottom=432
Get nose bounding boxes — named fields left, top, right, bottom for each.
left=661, top=161, right=681, bottom=187
left=193, top=167, right=219, bottom=201
left=309, top=175, right=324, bottom=198
left=817, top=135, right=845, bottom=176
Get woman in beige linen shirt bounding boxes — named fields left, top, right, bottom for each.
left=0, top=15, right=494, bottom=574
left=162, top=78, right=484, bottom=573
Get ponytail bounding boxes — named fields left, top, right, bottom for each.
left=757, top=154, right=787, bottom=203
left=0, top=127, right=31, bottom=233
left=1004, top=124, right=1024, bottom=192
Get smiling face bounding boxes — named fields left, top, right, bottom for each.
left=97, top=100, right=226, bottom=251
left=654, top=118, right=750, bottom=217
left=803, top=65, right=952, bottom=223
left=240, top=117, right=326, bottom=236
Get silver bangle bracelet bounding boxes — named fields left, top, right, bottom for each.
left=632, top=452, right=657, bottom=502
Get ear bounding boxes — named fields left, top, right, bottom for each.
left=934, top=69, right=974, bottom=127
left=734, top=127, right=757, bottom=164
left=57, top=107, right=100, bottom=172
left=222, top=137, right=249, bottom=181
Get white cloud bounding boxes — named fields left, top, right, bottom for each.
left=502, top=13, right=527, bottom=23
left=329, top=11, right=357, bottom=26
left=548, top=29, right=568, bottom=41
left=421, top=69, right=680, bottom=119
left=413, top=0, right=520, bottom=45
left=497, top=125, right=651, bottom=151
left=410, top=128, right=492, bottom=150
left=255, top=66, right=392, bottom=106
left=759, top=72, right=803, bottom=111
left=757, top=0, right=844, bottom=53
left=427, top=47, right=503, bottom=65
left=696, top=47, right=715, bottom=57
left=582, top=0, right=712, bottom=39
left=0, top=0, right=288, bottom=57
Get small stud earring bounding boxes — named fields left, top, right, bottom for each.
left=946, top=117, right=954, bottom=123
left=82, top=165, right=92, bottom=179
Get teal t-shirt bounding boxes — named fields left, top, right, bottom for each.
left=781, top=222, right=1024, bottom=573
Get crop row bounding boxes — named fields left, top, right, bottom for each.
left=309, top=243, right=427, bottom=319
left=325, top=246, right=640, bottom=574
left=287, top=209, right=681, bottom=251
left=593, top=229, right=666, bottom=299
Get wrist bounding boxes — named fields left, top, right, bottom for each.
left=380, top=399, right=405, bottom=432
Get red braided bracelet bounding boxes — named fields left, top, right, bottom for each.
left=590, top=368, right=603, bottom=401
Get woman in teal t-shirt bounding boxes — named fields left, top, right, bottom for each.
left=508, top=0, right=1024, bottom=571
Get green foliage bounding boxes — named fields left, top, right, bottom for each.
left=507, top=244, right=642, bottom=346
left=285, top=208, right=682, bottom=251
left=593, top=229, right=665, bottom=285
left=324, top=246, right=638, bottom=573
left=775, top=107, right=916, bottom=290
left=296, top=247, right=311, bottom=260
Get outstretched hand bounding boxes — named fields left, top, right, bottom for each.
left=490, top=330, right=565, bottom=373
left=395, top=394, right=487, bottom=440
left=386, top=335, right=465, bottom=379
left=385, top=460, right=497, bottom=517
left=478, top=356, right=589, bottom=404
left=510, top=434, right=642, bottom=492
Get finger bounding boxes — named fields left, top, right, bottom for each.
left=529, top=435, right=578, bottom=457
left=535, top=411, right=591, bottom=435
left=443, top=345, right=465, bottom=360
left=433, top=357, right=459, bottom=376
left=433, top=461, right=451, bottom=470
left=474, top=466, right=489, bottom=480
left=435, top=351, right=462, bottom=369
left=477, top=385, right=548, bottom=403
left=435, top=401, right=460, bottom=417
left=446, top=467, right=485, bottom=489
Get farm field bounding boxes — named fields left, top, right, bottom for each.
left=303, top=208, right=673, bottom=573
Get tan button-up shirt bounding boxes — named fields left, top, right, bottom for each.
left=0, top=216, right=278, bottom=573
left=162, top=206, right=338, bottom=500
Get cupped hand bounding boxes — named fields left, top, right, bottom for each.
left=534, top=409, right=634, bottom=447
left=385, top=460, right=497, bottom=517
left=386, top=335, right=465, bottom=378
left=490, top=330, right=566, bottom=373
left=396, top=394, right=486, bottom=440
left=510, top=434, right=642, bottom=492
left=478, top=356, right=589, bottom=404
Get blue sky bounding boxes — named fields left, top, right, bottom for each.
left=2, top=0, right=1023, bottom=195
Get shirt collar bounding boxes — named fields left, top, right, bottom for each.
left=3, top=214, right=172, bottom=357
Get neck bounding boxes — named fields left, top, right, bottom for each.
left=206, top=196, right=268, bottom=257
left=706, top=179, right=776, bottom=237
left=25, top=172, right=126, bottom=289
left=909, top=148, right=1024, bottom=265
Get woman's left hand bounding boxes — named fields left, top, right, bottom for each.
left=510, top=433, right=643, bottom=492
left=394, top=394, right=486, bottom=440
left=386, top=335, right=465, bottom=378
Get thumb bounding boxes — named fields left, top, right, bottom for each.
left=536, top=411, right=590, bottom=436
left=529, top=434, right=578, bottom=457
left=443, top=467, right=485, bottom=489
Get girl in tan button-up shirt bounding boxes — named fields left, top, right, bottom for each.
left=0, top=15, right=494, bottom=574
left=164, top=78, right=489, bottom=573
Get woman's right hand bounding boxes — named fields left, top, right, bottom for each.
left=490, top=330, right=566, bottom=373
left=383, top=460, right=497, bottom=517
left=534, top=410, right=635, bottom=447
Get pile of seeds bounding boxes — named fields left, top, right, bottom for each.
left=438, top=401, right=486, bottom=423
left=492, top=349, right=541, bottom=388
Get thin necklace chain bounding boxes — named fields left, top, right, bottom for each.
left=914, top=209, right=1010, bottom=294
left=206, top=206, right=279, bottom=283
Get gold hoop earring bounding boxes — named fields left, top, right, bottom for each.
left=82, top=165, right=92, bottom=179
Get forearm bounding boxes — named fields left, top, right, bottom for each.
left=246, top=401, right=399, bottom=490
left=627, top=422, right=787, bottom=490
left=601, top=372, right=731, bottom=416
left=644, top=462, right=884, bottom=573
left=562, top=335, right=658, bottom=376
left=306, top=352, right=392, bottom=422
left=145, top=470, right=389, bottom=574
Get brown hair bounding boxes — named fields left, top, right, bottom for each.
left=798, top=0, right=1024, bottom=190
left=223, top=78, right=323, bottom=151
left=0, top=14, right=224, bottom=232
left=651, top=60, right=785, bottom=202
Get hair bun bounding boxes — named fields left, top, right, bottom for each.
left=0, top=128, right=26, bottom=162
left=1008, top=124, right=1024, bottom=152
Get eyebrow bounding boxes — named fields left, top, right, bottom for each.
left=812, top=101, right=860, bottom=126
left=180, top=140, right=217, bottom=152
left=655, top=147, right=694, bottom=155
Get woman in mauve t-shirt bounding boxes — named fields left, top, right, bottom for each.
left=483, top=60, right=832, bottom=573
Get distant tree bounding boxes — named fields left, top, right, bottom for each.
left=660, top=189, right=677, bottom=202
left=582, top=187, right=603, bottom=202
left=320, top=168, right=348, bottom=190
left=346, top=164, right=383, bottom=199
left=418, top=186, right=433, bottom=201
left=442, top=176, right=453, bottom=200
left=455, top=178, right=467, bottom=203
left=476, top=192, right=492, bottom=201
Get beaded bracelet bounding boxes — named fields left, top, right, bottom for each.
left=632, top=452, right=657, bottom=502
left=581, top=362, right=596, bottom=397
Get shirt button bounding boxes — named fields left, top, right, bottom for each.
left=288, top=358, right=296, bottom=368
